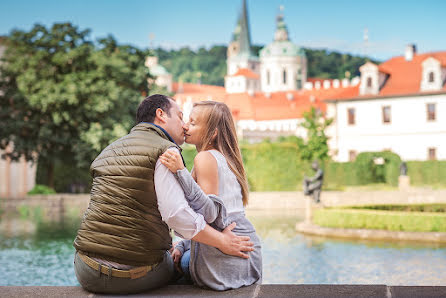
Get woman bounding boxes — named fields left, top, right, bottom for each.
left=159, top=101, right=262, bottom=291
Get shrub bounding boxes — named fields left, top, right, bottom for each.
left=313, top=208, right=446, bottom=232
left=354, top=151, right=401, bottom=186
left=407, top=161, right=446, bottom=187
left=27, top=184, right=56, bottom=195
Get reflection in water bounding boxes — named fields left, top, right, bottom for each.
left=0, top=210, right=445, bottom=286
left=247, top=210, right=446, bottom=286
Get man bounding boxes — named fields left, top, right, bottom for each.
left=73, top=94, right=254, bottom=294
left=303, top=161, right=324, bottom=203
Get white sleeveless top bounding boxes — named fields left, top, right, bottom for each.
left=207, top=150, right=244, bottom=214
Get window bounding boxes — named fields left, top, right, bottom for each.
left=428, top=148, right=436, bottom=160
left=283, top=69, right=287, bottom=84
left=296, top=79, right=302, bottom=90
left=347, top=108, right=355, bottom=125
left=366, top=77, right=372, bottom=88
left=428, top=72, right=435, bottom=83
left=349, top=150, right=357, bottom=162
left=427, top=103, right=436, bottom=121
left=382, top=106, right=391, bottom=124
left=266, top=70, right=270, bottom=85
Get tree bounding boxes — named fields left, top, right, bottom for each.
left=300, top=107, right=333, bottom=162
left=0, top=23, right=149, bottom=188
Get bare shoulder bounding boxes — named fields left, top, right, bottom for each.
left=194, top=151, right=219, bottom=194
left=194, top=151, right=217, bottom=171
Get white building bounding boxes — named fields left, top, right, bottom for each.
left=326, top=45, right=446, bottom=162
left=259, top=8, right=307, bottom=92
left=145, top=56, right=173, bottom=93
left=225, top=1, right=306, bottom=94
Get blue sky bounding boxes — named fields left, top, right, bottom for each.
left=0, top=0, right=445, bottom=61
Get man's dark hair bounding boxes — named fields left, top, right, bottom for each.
left=136, top=94, right=172, bottom=123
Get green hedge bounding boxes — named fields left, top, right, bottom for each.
left=407, top=161, right=446, bottom=187
left=183, top=143, right=311, bottom=191
left=37, top=143, right=446, bottom=192
left=349, top=204, right=446, bottom=213
left=313, top=208, right=446, bottom=232
left=27, top=184, right=56, bottom=195
left=241, top=143, right=311, bottom=191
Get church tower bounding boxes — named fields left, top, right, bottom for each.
left=226, top=0, right=259, bottom=76
left=259, top=6, right=307, bottom=92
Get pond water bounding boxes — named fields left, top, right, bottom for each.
left=0, top=210, right=445, bottom=286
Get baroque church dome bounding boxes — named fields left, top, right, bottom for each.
left=259, top=9, right=305, bottom=58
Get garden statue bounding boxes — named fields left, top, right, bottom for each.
left=303, top=161, right=324, bottom=203
left=400, top=161, right=408, bottom=176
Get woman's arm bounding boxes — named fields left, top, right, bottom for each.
left=160, top=150, right=227, bottom=226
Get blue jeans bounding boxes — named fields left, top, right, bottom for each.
left=180, top=249, right=191, bottom=281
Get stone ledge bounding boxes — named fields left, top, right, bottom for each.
left=296, top=222, right=446, bottom=243
left=1, top=285, right=446, bottom=297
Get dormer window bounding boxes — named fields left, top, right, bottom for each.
left=359, top=62, right=386, bottom=96
left=428, top=72, right=434, bottom=83
left=421, top=57, right=442, bottom=91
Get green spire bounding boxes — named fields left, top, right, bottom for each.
left=274, top=6, right=289, bottom=41
left=232, top=0, right=254, bottom=57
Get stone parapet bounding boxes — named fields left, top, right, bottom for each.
left=1, top=285, right=446, bottom=297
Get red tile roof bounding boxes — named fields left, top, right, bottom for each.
left=172, top=50, right=446, bottom=120
left=329, top=51, right=446, bottom=101
left=227, top=68, right=260, bottom=79
left=173, top=85, right=342, bottom=121
left=378, top=51, right=446, bottom=96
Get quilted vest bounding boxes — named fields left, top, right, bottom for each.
left=74, top=123, right=178, bottom=266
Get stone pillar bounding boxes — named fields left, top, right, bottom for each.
left=398, top=175, right=411, bottom=191
left=304, top=195, right=313, bottom=224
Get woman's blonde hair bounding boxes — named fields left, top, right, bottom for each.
left=193, top=101, right=249, bottom=205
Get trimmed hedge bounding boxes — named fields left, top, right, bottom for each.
left=407, top=161, right=446, bottom=187
left=313, top=208, right=446, bottom=232
left=349, top=204, right=446, bottom=213
left=183, top=142, right=311, bottom=191
left=37, top=142, right=446, bottom=192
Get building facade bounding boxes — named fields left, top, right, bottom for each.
left=158, top=1, right=446, bottom=161
left=326, top=47, right=446, bottom=162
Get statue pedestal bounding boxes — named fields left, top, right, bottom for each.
left=304, top=196, right=313, bottom=224
left=398, top=175, right=411, bottom=191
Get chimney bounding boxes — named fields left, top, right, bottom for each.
left=405, top=44, right=416, bottom=61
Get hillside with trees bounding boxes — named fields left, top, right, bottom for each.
left=153, top=45, right=380, bottom=86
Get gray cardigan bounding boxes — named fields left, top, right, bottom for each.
left=174, top=168, right=262, bottom=291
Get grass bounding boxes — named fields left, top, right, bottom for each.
left=348, top=204, right=446, bottom=213
left=313, top=207, right=446, bottom=232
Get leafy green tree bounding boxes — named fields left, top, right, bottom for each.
left=153, top=45, right=377, bottom=86
left=0, top=23, right=149, bottom=188
left=300, top=107, right=333, bottom=162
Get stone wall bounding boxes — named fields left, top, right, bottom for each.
left=2, top=189, right=445, bottom=222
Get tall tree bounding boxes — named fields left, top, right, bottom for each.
left=300, top=107, right=333, bottom=162
left=0, top=23, right=149, bottom=187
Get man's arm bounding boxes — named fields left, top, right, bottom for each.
left=193, top=223, right=253, bottom=259
left=155, top=148, right=253, bottom=257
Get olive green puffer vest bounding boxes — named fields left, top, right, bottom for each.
left=74, top=123, right=179, bottom=266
